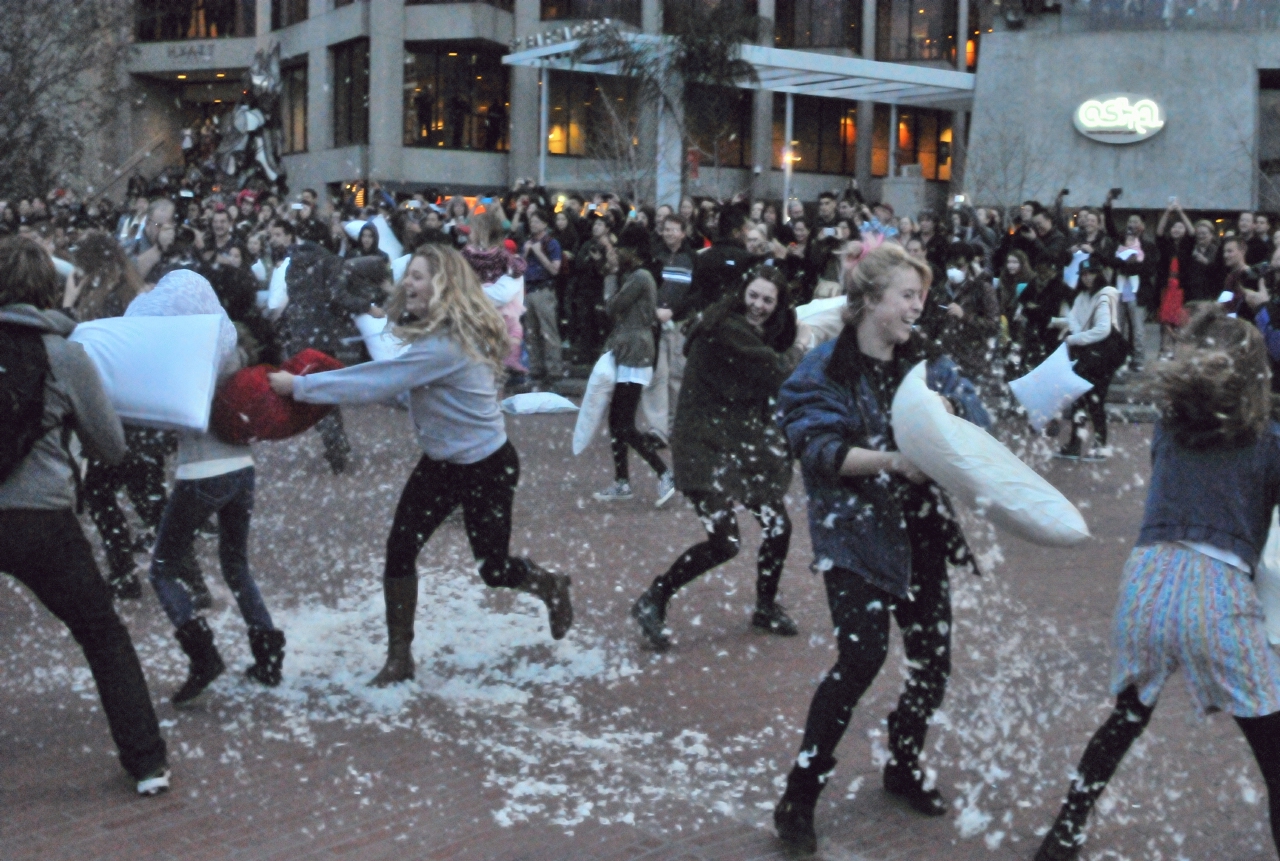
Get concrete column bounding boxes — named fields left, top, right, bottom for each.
left=641, top=0, right=662, bottom=32
left=508, top=0, right=541, bottom=185
left=255, top=0, right=271, bottom=47
left=654, top=65, right=684, bottom=209
left=307, top=45, right=333, bottom=154
left=855, top=0, right=877, bottom=189
left=750, top=0, right=776, bottom=201
left=366, top=0, right=403, bottom=181
left=955, top=0, right=969, bottom=71
left=950, top=0, right=970, bottom=191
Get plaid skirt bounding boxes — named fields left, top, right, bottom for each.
left=1111, top=543, right=1280, bottom=717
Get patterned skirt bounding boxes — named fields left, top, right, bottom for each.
left=1111, top=543, right=1280, bottom=717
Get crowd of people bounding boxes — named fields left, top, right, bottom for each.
left=4, top=171, right=1280, bottom=861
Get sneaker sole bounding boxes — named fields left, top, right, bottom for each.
left=136, top=768, right=171, bottom=796
left=654, top=487, right=676, bottom=508
left=593, top=493, right=634, bottom=501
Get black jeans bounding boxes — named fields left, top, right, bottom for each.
left=0, top=508, right=167, bottom=781
left=385, top=442, right=527, bottom=588
left=650, top=490, right=791, bottom=607
left=795, top=531, right=951, bottom=773
left=609, top=381, right=668, bottom=482
left=83, top=427, right=169, bottom=579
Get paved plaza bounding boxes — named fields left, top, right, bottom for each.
left=1, top=401, right=1275, bottom=861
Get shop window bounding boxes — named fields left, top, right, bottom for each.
left=686, top=84, right=754, bottom=169
left=408, top=0, right=514, bottom=8
left=663, top=0, right=759, bottom=34
left=281, top=60, right=308, bottom=155
left=772, top=94, right=857, bottom=176
left=774, top=0, right=862, bottom=50
left=871, top=106, right=952, bottom=179
left=333, top=39, right=369, bottom=148
left=272, top=0, right=308, bottom=30
left=876, top=0, right=956, bottom=62
left=404, top=42, right=511, bottom=152
left=546, top=71, right=637, bottom=158
left=541, top=0, right=642, bottom=26
left=136, top=0, right=255, bottom=41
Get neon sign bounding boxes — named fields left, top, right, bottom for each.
left=1073, top=95, right=1165, bottom=144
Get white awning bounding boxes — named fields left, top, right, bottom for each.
left=503, top=34, right=974, bottom=110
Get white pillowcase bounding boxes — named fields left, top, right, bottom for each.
left=502, top=392, right=579, bottom=415
left=1008, top=343, right=1094, bottom=432
left=572, top=351, right=616, bottom=455
left=267, top=256, right=290, bottom=313
left=892, top=361, right=1091, bottom=547
left=353, top=313, right=410, bottom=362
left=69, top=314, right=224, bottom=431
left=1256, top=508, right=1280, bottom=645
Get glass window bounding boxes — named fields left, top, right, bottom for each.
left=404, top=42, right=511, bottom=152
left=136, top=0, right=255, bottom=40
left=774, top=0, right=862, bottom=50
left=333, top=39, right=369, bottom=148
left=772, top=94, right=857, bottom=175
left=408, top=0, right=513, bottom=8
left=546, top=71, right=637, bottom=158
left=878, top=107, right=952, bottom=179
left=663, top=0, right=759, bottom=34
left=876, top=0, right=957, bottom=62
left=281, top=60, right=307, bottom=155
left=272, top=0, right=308, bottom=31
left=686, top=84, right=754, bottom=169
left=541, top=0, right=642, bottom=26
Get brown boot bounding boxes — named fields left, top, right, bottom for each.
left=369, top=577, right=417, bottom=687
left=516, top=559, right=573, bottom=640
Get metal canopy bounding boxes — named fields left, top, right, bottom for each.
left=503, top=34, right=974, bottom=110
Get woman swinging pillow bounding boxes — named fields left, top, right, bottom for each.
left=269, top=244, right=573, bottom=685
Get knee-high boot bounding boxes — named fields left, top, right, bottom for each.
left=369, top=577, right=417, bottom=687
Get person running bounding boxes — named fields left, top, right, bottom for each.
left=0, top=235, right=170, bottom=795
left=630, top=265, right=811, bottom=651
left=268, top=244, right=573, bottom=686
left=593, top=225, right=675, bottom=506
left=772, top=244, right=990, bottom=853
left=133, top=270, right=287, bottom=706
left=1036, top=305, right=1280, bottom=860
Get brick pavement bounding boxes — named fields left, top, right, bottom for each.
left=1, top=403, right=1276, bottom=861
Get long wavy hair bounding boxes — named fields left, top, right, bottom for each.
left=1158, top=303, right=1270, bottom=450
left=73, top=230, right=143, bottom=321
left=691, top=264, right=796, bottom=353
left=384, top=244, right=510, bottom=379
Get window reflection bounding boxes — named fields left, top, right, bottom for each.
left=404, top=42, right=511, bottom=152
left=772, top=95, right=858, bottom=175
left=136, top=0, right=256, bottom=41
left=775, top=0, right=863, bottom=50
left=541, top=0, right=642, bottom=26
left=876, top=0, right=957, bottom=61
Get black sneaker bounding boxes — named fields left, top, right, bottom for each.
left=752, top=602, right=799, bottom=636
left=630, top=591, right=670, bottom=651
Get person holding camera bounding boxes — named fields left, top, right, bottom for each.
left=1104, top=190, right=1157, bottom=373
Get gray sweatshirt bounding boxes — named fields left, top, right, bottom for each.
left=293, top=330, right=506, bottom=465
left=0, top=305, right=126, bottom=510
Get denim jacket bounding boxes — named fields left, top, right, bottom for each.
left=776, top=329, right=990, bottom=597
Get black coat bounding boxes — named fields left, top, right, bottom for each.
left=671, top=310, right=801, bottom=506
left=685, top=240, right=751, bottom=319
left=277, top=242, right=348, bottom=358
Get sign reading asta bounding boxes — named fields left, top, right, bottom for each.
left=1073, top=94, right=1165, bottom=144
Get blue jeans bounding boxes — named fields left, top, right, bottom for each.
left=150, top=467, right=273, bottom=630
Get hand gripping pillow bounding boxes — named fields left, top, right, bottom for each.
left=69, top=314, right=225, bottom=431
left=353, top=313, right=411, bottom=362
left=1256, top=508, right=1280, bottom=646
left=891, top=361, right=1090, bottom=547
left=502, top=392, right=580, bottom=414
left=1008, top=343, right=1094, bottom=432
left=572, top=351, right=617, bottom=455
left=210, top=349, right=344, bottom=445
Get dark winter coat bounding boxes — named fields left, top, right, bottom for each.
left=278, top=242, right=348, bottom=358
left=671, top=310, right=803, bottom=506
left=603, top=268, right=657, bottom=369
left=776, top=329, right=988, bottom=598
left=928, top=275, right=1001, bottom=383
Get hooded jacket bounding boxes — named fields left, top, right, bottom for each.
left=0, top=304, right=125, bottom=510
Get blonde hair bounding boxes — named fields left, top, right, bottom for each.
left=468, top=210, right=506, bottom=249
left=385, top=244, right=510, bottom=378
left=1158, top=303, right=1270, bottom=450
left=841, top=242, right=932, bottom=327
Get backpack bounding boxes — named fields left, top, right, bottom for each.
left=0, top=323, right=51, bottom=482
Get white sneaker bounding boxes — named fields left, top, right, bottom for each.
left=593, top=480, right=634, bottom=501
left=655, top=472, right=676, bottom=508
left=136, top=766, right=171, bottom=797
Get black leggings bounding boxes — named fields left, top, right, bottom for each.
left=794, top=535, right=951, bottom=776
left=609, top=381, right=667, bottom=482
left=1053, top=686, right=1280, bottom=853
left=384, top=442, right=526, bottom=588
left=1068, top=373, right=1113, bottom=447
left=83, top=427, right=169, bottom=579
left=650, top=491, right=791, bottom=607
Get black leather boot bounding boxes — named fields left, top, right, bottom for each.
left=245, top=626, right=286, bottom=687
left=369, top=577, right=417, bottom=687
left=883, top=710, right=947, bottom=816
left=773, top=755, right=835, bottom=854
left=172, top=617, right=225, bottom=705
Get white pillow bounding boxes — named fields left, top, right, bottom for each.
left=1256, top=508, right=1280, bottom=645
left=69, top=314, right=224, bottom=431
left=391, top=253, right=411, bottom=285
left=1063, top=249, right=1090, bottom=289
left=267, top=256, right=290, bottom=312
left=572, top=351, right=616, bottom=456
left=502, top=392, right=579, bottom=415
left=371, top=214, right=403, bottom=259
left=353, top=313, right=410, bottom=362
left=891, top=361, right=1091, bottom=547
left=795, top=296, right=846, bottom=323
left=1008, top=343, right=1094, bottom=432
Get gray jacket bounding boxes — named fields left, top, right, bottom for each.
left=0, top=305, right=125, bottom=510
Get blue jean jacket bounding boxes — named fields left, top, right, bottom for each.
left=776, top=333, right=990, bottom=597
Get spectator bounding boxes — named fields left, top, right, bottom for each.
left=521, top=209, right=563, bottom=386
left=688, top=204, right=752, bottom=315
left=1155, top=200, right=1196, bottom=356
